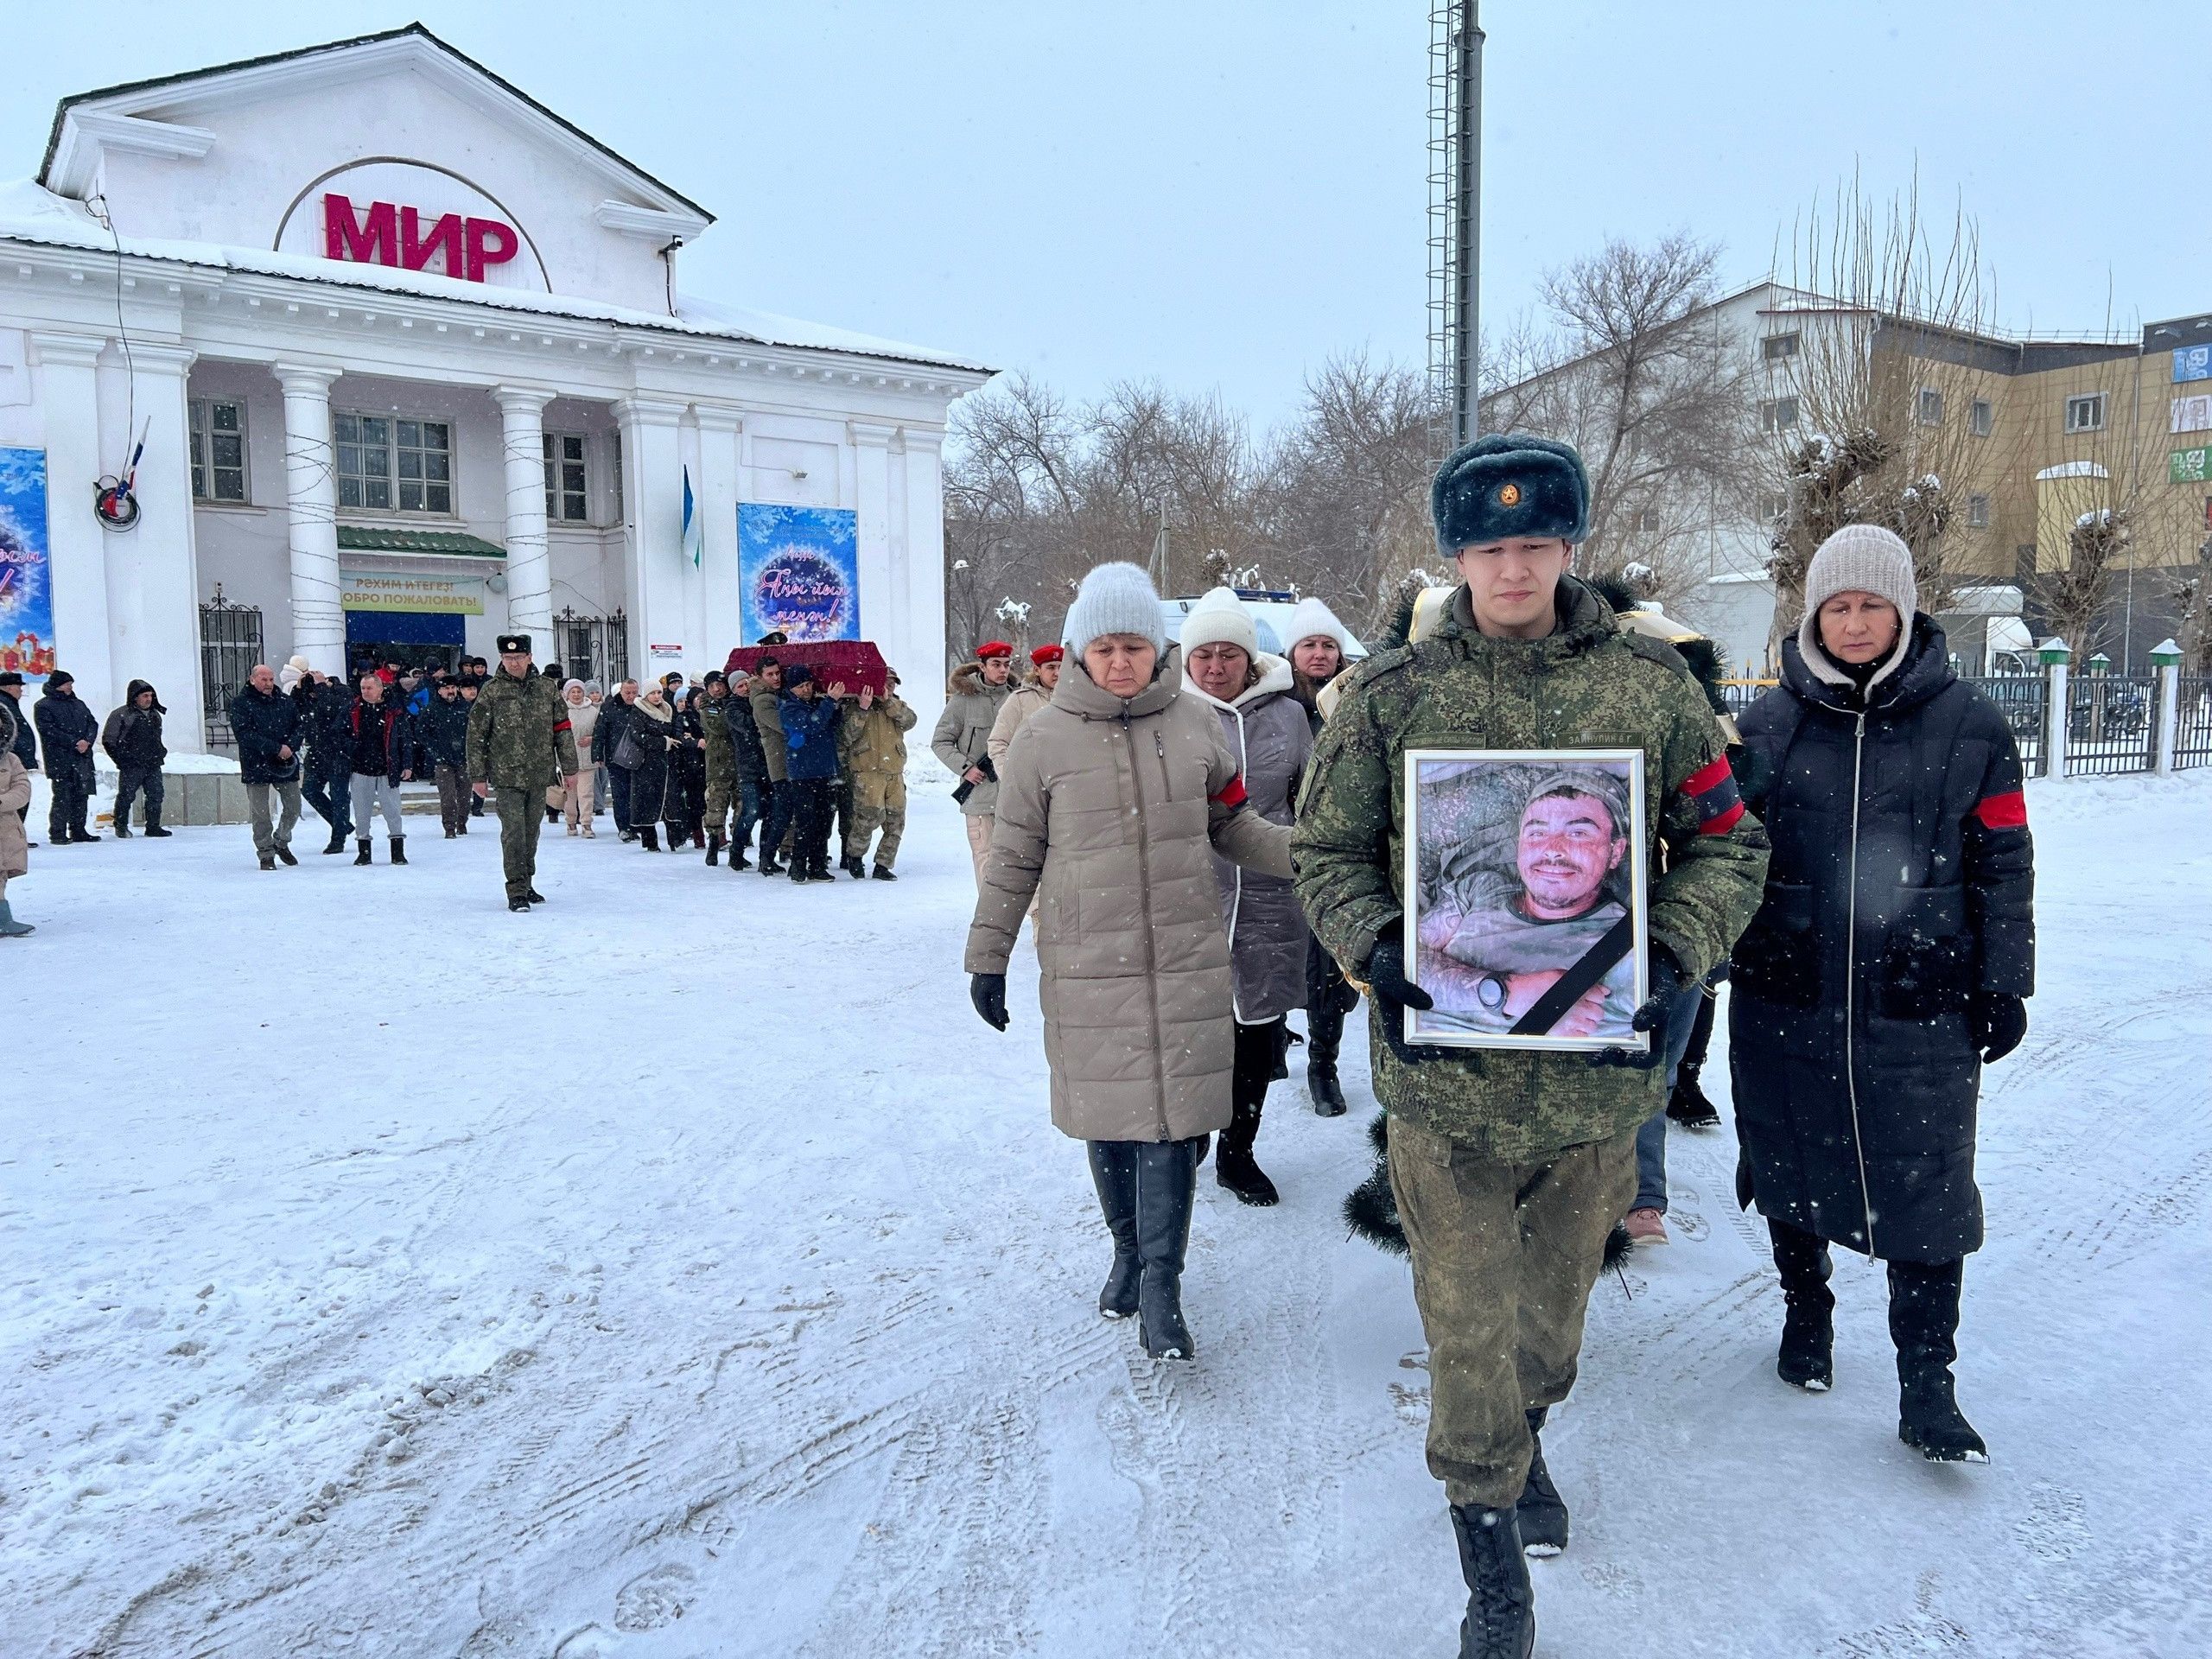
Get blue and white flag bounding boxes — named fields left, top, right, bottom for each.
left=682, top=466, right=703, bottom=569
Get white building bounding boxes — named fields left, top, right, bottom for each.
left=0, top=24, right=989, bottom=749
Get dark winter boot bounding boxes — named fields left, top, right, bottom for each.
left=1665, top=1067, right=1721, bottom=1128
left=1770, top=1218, right=1835, bottom=1391
left=388, top=836, right=407, bottom=867
left=1214, top=1099, right=1280, bottom=1207
left=1307, top=1058, right=1347, bottom=1117
left=1516, top=1407, right=1568, bottom=1556
left=871, top=865, right=897, bottom=880
left=0, top=899, right=33, bottom=937
left=1135, top=1139, right=1199, bottom=1360
left=273, top=843, right=297, bottom=867
left=143, top=818, right=171, bottom=837
left=1087, top=1141, right=1141, bottom=1320
left=1449, top=1503, right=1536, bottom=1659
left=445, top=826, right=457, bottom=839
left=706, top=833, right=722, bottom=866
left=730, top=847, right=752, bottom=870
left=546, top=804, right=561, bottom=826
left=1891, top=1259, right=1986, bottom=1462
left=353, top=839, right=372, bottom=867
left=639, top=825, right=660, bottom=852
left=844, top=851, right=866, bottom=880
left=759, top=849, right=783, bottom=875
left=324, top=828, right=348, bottom=855
left=112, top=821, right=130, bottom=838
left=259, top=849, right=277, bottom=871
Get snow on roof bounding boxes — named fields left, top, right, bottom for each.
left=0, top=177, right=992, bottom=375
left=2035, top=461, right=2109, bottom=480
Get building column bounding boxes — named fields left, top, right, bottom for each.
left=271, top=362, right=345, bottom=676
left=27, top=331, right=114, bottom=703
left=493, top=385, right=556, bottom=639
left=612, top=396, right=690, bottom=683
left=113, top=342, right=204, bottom=750
left=695, top=404, right=743, bottom=664
left=851, top=422, right=896, bottom=658
left=899, top=426, right=949, bottom=734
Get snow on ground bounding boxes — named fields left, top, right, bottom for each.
left=3, top=774, right=2208, bottom=1657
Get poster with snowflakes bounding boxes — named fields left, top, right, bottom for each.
left=737, top=504, right=860, bottom=644
left=0, top=448, right=54, bottom=683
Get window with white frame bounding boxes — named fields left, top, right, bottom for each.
left=1761, top=332, right=1800, bottom=362
left=2064, top=392, right=2106, bottom=434
left=1966, top=493, right=1990, bottom=529
left=188, top=397, right=249, bottom=503
left=1760, top=490, right=1790, bottom=524
left=1971, top=397, right=1993, bottom=438
left=334, top=413, right=453, bottom=514
left=543, top=432, right=588, bottom=522
left=1761, top=396, right=1799, bottom=432
left=1917, top=388, right=1944, bottom=427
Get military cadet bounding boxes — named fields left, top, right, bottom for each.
left=466, top=632, right=581, bottom=912
left=1293, top=433, right=1767, bottom=1658
left=836, top=669, right=917, bottom=880
left=699, top=670, right=739, bottom=866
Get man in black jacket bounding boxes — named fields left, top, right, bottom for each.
left=0, top=672, right=37, bottom=846
left=101, top=679, right=171, bottom=836
left=417, top=677, right=473, bottom=838
left=34, top=671, right=100, bottom=843
left=229, top=663, right=303, bottom=868
left=296, top=671, right=357, bottom=854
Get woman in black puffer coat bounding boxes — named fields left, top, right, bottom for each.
left=1731, top=524, right=2034, bottom=1465
left=623, top=685, right=677, bottom=851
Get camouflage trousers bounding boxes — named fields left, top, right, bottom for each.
left=494, top=785, right=544, bottom=902
left=842, top=770, right=906, bottom=869
left=1388, top=1116, right=1637, bottom=1510
left=703, top=771, right=737, bottom=841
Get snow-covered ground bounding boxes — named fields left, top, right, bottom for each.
left=3, top=773, right=2208, bottom=1657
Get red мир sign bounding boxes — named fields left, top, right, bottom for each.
left=323, top=194, right=518, bottom=283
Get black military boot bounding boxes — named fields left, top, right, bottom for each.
left=1135, top=1139, right=1198, bottom=1360
left=1516, top=1408, right=1568, bottom=1556
left=1087, top=1141, right=1141, bottom=1320
left=1664, top=993, right=1722, bottom=1127
left=143, top=812, right=171, bottom=837
left=324, top=827, right=349, bottom=854
left=705, top=833, right=722, bottom=866
left=1214, top=1099, right=1280, bottom=1207
left=871, top=865, right=897, bottom=880
left=1891, top=1259, right=1986, bottom=1462
left=1449, top=1503, right=1535, bottom=1658
left=1306, top=995, right=1349, bottom=1116
left=353, top=838, right=372, bottom=867
left=389, top=836, right=407, bottom=866
left=639, top=825, right=660, bottom=851
left=1770, top=1218, right=1835, bottom=1391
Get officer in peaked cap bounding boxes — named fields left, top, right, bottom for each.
left=466, top=632, right=579, bottom=911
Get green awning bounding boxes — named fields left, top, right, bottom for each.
left=336, top=526, right=505, bottom=558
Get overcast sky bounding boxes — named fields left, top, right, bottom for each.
left=3, top=2, right=2199, bottom=431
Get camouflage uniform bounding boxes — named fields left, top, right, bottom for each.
left=466, top=666, right=581, bottom=905
left=837, top=690, right=917, bottom=871
left=1294, top=574, right=1767, bottom=1510
left=701, top=693, right=738, bottom=842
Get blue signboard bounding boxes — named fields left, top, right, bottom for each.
left=738, top=504, right=860, bottom=642
left=0, top=448, right=55, bottom=683
left=2175, top=344, right=2212, bottom=384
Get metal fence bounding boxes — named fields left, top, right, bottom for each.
left=2064, top=672, right=2158, bottom=776
left=552, top=607, right=629, bottom=690
left=198, top=588, right=262, bottom=753
left=2178, top=676, right=2212, bottom=771
left=1716, top=680, right=1774, bottom=721
left=1960, top=676, right=2047, bottom=775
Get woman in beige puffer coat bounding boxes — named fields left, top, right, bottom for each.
left=0, top=702, right=34, bottom=936
left=966, top=562, right=1291, bottom=1362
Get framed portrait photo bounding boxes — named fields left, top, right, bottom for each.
left=1401, top=749, right=1650, bottom=1052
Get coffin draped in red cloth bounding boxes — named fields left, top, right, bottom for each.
left=722, top=640, right=890, bottom=696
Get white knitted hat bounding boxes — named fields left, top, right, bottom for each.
left=1179, top=586, right=1257, bottom=658
left=1063, top=562, right=1166, bottom=656
left=1798, top=523, right=1916, bottom=688
left=1283, top=595, right=1354, bottom=654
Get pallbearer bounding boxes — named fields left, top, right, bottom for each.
left=467, top=633, right=580, bottom=912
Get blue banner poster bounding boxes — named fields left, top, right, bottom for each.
left=0, top=448, right=55, bottom=683
left=2175, top=345, right=2212, bottom=385
left=737, top=504, right=860, bottom=643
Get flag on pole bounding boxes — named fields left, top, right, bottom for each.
left=682, top=465, right=703, bottom=569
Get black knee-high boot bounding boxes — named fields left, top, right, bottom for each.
left=1135, top=1138, right=1199, bottom=1360
left=1216, top=1019, right=1282, bottom=1206
left=1891, top=1258, right=1986, bottom=1461
left=1770, top=1217, right=1834, bottom=1390
left=1086, top=1141, right=1140, bottom=1319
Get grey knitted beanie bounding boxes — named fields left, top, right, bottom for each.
left=1063, top=562, right=1167, bottom=657
left=1798, top=524, right=1916, bottom=688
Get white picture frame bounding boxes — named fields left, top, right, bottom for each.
left=1401, top=748, right=1650, bottom=1052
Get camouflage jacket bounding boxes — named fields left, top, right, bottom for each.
left=700, top=695, right=737, bottom=786
left=837, top=693, right=916, bottom=775
left=1292, top=575, right=1769, bottom=1161
left=465, top=666, right=580, bottom=788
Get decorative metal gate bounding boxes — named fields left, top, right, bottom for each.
left=2065, top=671, right=2157, bottom=776
left=2176, top=675, right=2212, bottom=770
left=552, top=607, right=630, bottom=689
left=199, top=585, right=263, bottom=752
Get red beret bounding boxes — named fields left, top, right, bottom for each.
left=976, top=641, right=1014, bottom=659
left=1030, top=644, right=1065, bottom=666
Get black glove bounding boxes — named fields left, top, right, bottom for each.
left=1969, top=992, right=2026, bottom=1065
left=1589, top=945, right=1688, bottom=1071
left=1362, top=928, right=1452, bottom=1065
left=969, top=972, right=1009, bottom=1032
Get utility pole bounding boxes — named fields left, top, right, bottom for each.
left=1428, top=3, right=1484, bottom=452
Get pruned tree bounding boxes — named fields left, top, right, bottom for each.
left=2037, top=506, right=2132, bottom=658
left=2173, top=531, right=2212, bottom=672
left=1762, top=175, right=2017, bottom=645
left=1480, top=232, right=1755, bottom=608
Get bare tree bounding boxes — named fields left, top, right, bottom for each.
left=2173, top=531, right=2212, bottom=672
left=1480, top=233, right=1754, bottom=607
left=1763, top=175, right=2019, bottom=644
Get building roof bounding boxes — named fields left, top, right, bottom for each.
left=337, top=525, right=505, bottom=558
left=37, top=22, right=711, bottom=225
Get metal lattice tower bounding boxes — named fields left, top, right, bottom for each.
left=1427, top=2, right=1483, bottom=454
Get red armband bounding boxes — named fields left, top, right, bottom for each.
left=1210, top=774, right=1248, bottom=809
left=1968, top=790, right=2026, bottom=830
left=1679, top=753, right=1745, bottom=836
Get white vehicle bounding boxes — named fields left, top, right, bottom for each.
left=1160, top=591, right=1368, bottom=660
